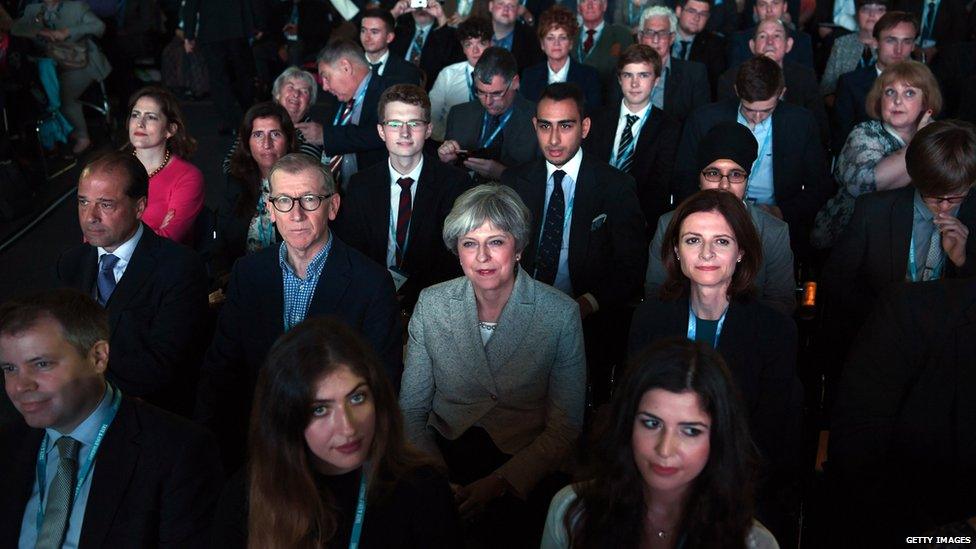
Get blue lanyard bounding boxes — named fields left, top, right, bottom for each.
left=686, top=304, right=728, bottom=348
left=333, top=79, right=370, bottom=126
left=906, top=226, right=945, bottom=282
left=610, top=106, right=651, bottom=168
left=348, top=471, right=368, bottom=549
left=35, top=383, right=122, bottom=531
left=479, top=108, right=513, bottom=148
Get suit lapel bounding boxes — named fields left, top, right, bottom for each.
left=106, top=227, right=157, bottom=335
left=448, top=281, right=498, bottom=394
left=404, top=160, right=439, bottom=269
left=79, top=399, right=139, bottom=549
left=568, top=156, right=597, bottom=290
left=889, top=190, right=914, bottom=281
left=367, top=167, right=393, bottom=262
left=256, top=248, right=286, bottom=337
left=634, top=108, right=662, bottom=158
left=664, top=60, right=681, bottom=111
left=308, top=237, right=353, bottom=316
left=519, top=160, right=549, bottom=270
left=77, top=247, right=98, bottom=298
left=484, top=267, right=534, bottom=373
left=772, top=107, right=786, bottom=198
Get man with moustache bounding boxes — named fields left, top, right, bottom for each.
left=503, top=82, right=646, bottom=404
left=56, top=152, right=209, bottom=416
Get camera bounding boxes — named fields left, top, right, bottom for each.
left=410, top=0, right=428, bottom=9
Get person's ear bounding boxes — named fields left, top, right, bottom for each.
left=785, top=36, right=794, bottom=53
left=134, top=196, right=147, bottom=219
left=89, top=340, right=110, bottom=375
left=748, top=38, right=757, bottom=55
left=581, top=115, right=591, bottom=139
left=377, top=122, right=386, bottom=141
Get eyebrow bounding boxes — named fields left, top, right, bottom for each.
left=637, top=411, right=711, bottom=429
left=311, top=382, right=368, bottom=404
left=680, top=231, right=736, bottom=239
left=536, top=118, right=578, bottom=125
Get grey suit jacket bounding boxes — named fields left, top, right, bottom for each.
left=645, top=202, right=796, bottom=315
left=443, top=94, right=541, bottom=170
left=820, top=33, right=867, bottom=96
left=400, top=266, right=586, bottom=496
left=12, top=1, right=111, bottom=80
left=573, top=23, right=634, bottom=84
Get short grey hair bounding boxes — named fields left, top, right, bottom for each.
left=753, top=16, right=788, bottom=39
left=268, top=153, right=337, bottom=195
left=442, top=184, right=532, bottom=254
left=472, top=47, right=519, bottom=86
left=272, top=66, right=318, bottom=106
left=641, top=6, right=678, bottom=34
left=316, top=39, right=369, bottom=69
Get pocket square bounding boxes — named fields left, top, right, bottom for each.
left=591, top=213, right=607, bottom=231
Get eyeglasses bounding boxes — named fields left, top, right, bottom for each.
left=701, top=168, right=748, bottom=184
left=269, top=193, right=334, bottom=212
left=681, top=6, right=709, bottom=17
left=639, top=29, right=674, bottom=41
left=921, top=193, right=968, bottom=206
left=381, top=119, right=429, bottom=130
left=474, top=81, right=512, bottom=101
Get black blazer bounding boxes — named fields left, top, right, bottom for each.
left=584, top=104, right=681, bottom=234
left=321, top=72, right=390, bottom=174
left=0, top=397, right=223, bottom=548
left=182, top=0, right=254, bottom=44
left=519, top=59, right=603, bottom=111
left=389, top=17, right=464, bottom=89
left=56, top=226, right=209, bottom=416
left=509, top=21, right=546, bottom=72
left=444, top=95, right=542, bottom=170
left=382, top=53, right=424, bottom=87
left=603, top=58, right=709, bottom=125
left=829, top=278, right=976, bottom=545
left=675, top=98, right=831, bottom=251
left=685, top=30, right=728, bottom=98
left=501, top=153, right=647, bottom=309
left=195, top=236, right=402, bottom=460
left=896, top=0, right=968, bottom=47
left=332, top=154, right=471, bottom=311
left=832, top=64, right=876, bottom=153
left=728, top=26, right=814, bottom=68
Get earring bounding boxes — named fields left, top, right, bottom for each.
left=736, top=257, right=742, bottom=263
left=516, top=254, right=521, bottom=261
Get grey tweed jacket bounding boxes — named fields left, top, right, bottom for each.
left=400, top=266, right=586, bottom=497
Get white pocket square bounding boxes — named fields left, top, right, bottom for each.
left=591, top=214, right=607, bottom=231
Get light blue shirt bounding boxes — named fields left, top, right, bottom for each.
left=541, top=148, right=584, bottom=295
left=650, top=57, right=670, bottom=110
left=340, top=72, right=372, bottom=186
left=279, top=234, right=333, bottom=331
left=736, top=107, right=775, bottom=205
left=19, top=385, right=116, bottom=549
left=406, top=22, right=433, bottom=61
left=492, top=30, right=514, bottom=51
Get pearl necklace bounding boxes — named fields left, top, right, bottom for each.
left=136, top=148, right=171, bottom=179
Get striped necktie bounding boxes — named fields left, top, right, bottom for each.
left=329, top=99, right=355, bottom=179
left=36, top=437, right=81, bottom=549
left=615, top=114, right=640, bottom=173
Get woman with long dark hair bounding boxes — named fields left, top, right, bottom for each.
left=212, top=317, right=461, bottom=548
left=541, top=338, right=778, bottom=548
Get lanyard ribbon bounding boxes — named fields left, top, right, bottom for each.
left=348, top=470, right=369, bottom=549
left=686, top=304, right=728, bottom=348
left=479, top=108, right=513, bottom=148
left=333, top=78, right=370, bottom=127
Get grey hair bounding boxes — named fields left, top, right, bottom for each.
left=272, top=67, right=319, bottom=107
left=268, top=153, right=337, bottom=195
left=316, top=39, right=369, bottom=68
left=641, top=5, right=678, bottom=34
left=752, top=16, right=788, bottom=39
left=442, top=184, right=532, bottom=254
left=472, top=47, right=519, bottom=86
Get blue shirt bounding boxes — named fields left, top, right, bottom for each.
left=280, top=234, right=333, bottom=331
left=650, top=58, right=670, bottom=110
left=540, top=148, right=584, bottom=295
left=493, top=30, right=514, bottom=51
left=736, top=107, right=776, bottom=205
left=19, top=385, right=116, bottom=549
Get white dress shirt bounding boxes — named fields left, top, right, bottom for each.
left=387, top=157, right=424, bottom=267
left=547, top=59, right=571, bottom=83
left=429, top=60, right=476, bottom=141
left=367, top=50, right=391, bottom=75
left=610, top=99, right=651, bottom=161
left=96, top=222, right=144, bottom=284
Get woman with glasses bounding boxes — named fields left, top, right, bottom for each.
left=646, top=122, right=796, bottom=316
left=212, top=102, right=296, bottom=281
left=630, top=189, right=802, bottom=542
left=518, top=6, right=602, bottom=109
left=820, top=0, right=889, bottom=98
left=813, top=61, right=942, bottom=248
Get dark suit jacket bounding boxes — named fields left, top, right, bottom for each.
left=675, top=98, right=830, bottom=252
left=519, top=59, right=603, bottom=112
left=56, top=226, right=209, bottom=416
left=321, top=72, right=389, bottom=175
left=830, top=278, right=976, bottom=546
left=0, top=397, right=223, bottom=548
left=506, top=21, right=546, bottom=72
left=931, top=41, right=975, bottom=118
left=896, top=0, right=968, bottom=47
left=501, top=153, right=647, bottom=309
left=195, top=236, right=401, bottom=461
left=718, top=61, right=829, bottom=145
left=584, top=104, right=681, bottom=234
left=685, top=30, right=728, bottom=98
left=444, top=94, right=542, bottom=170
left=729, top=27, right=814, bottom=68
left=832, top=64, right=876, bottom=153
left=182, top=0, right=254, bottom=43
left=259, top=0, right=335, bottom=53
left=390, top=16, right=464, bottom=89
left=332, top=154, right=471, bottom=311
left=382, top=53, right=424, bottom=87
left=664, top=58, right=711, bottom=124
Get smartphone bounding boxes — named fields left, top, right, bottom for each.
left=456, top=150, right=470, bottom=162
left=410, top=0, right=428, bottom=9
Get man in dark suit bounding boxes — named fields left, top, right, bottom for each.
left=717, top=18, right=828, bottom=144
left=586, top=45, right=680, bottom=237
left=503, top=83, right=646, bottom=403
left=638, top=7, right=711, bottom=124
left=360, top=8, right=423, bottom=86
left=295, top=40, right=390, bottom=188
left=573, top=0, right=635, bottom=91
left=333, top=84, right=471, bottom=312
left=728, top=0, right=814, bottom=68
left=196, top=153, right=401, bottom=465
left=833, top=11, right=918, bottom=151
left=56, top=153, right=209, bottom=416
left=896, top=0, right=967, bottom=61
left=676, top=56, right=830, bottom=259
left=438, top=47, right=542, bottom=182
left=390, top=0, right=464, bottom=89
left=486, top=0, right=545, bottom=71
left=0, top=289, right=222, bottom=548
left=673, top=0, right=728, bottom=98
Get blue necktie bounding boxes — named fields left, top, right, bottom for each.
left=535, top=170, right=567, bottom=284
left=97, top=253, right=119, bottom=306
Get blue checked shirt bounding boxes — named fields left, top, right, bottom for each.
left=279, top=235, right=333, bottom=331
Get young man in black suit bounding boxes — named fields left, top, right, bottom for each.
left=585, top=45, right=680, bottom=237
left=675, top=55, right=831, bottom=260
left=56, top=152, right=209, bottom=416
left=0, top=289, right=222, bottom=548
left=196, top=154, right=401, bottom=466
left=637, top=7, right=710, bottom=125
left=296, top=40, right=391, bottom=189
left=360, top=8, right=423, bottom=86
left=673, top=0, right=728, bottom=98
left=332, top=84, right=471, bottom=313
left=389, top=0, right=464, bottom=89
left=503, top=82, right=647, bottom=403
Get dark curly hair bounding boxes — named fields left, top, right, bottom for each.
left=565, top=338, right=758, bottom=548
left=229, top=102, right=297, bottom=217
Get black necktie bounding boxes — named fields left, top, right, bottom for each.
left=370, top=61, right=381, bottom=73
left=535, top=170, right=567, bottom=284
left=678, top=40, right=690, bottom=59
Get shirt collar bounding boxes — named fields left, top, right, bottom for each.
left=736, top=105, right=773, bottom=132
left=546, top=147, right=584, bottom=183
left=548, top=59, right=571, bottom=81
left=583, top=20, right=605, bottom=33
left=389, top=157, right=424, bottom=184
left=416, top=21, right=434, bottom=33
left=369, top=50, right=390, bottom=67
left=619, top=99, right=651, bottom=118
left=97, top=222, right=143, bottom=263
left=279, top=232, right=333, bottom=280
left=45, top=383, right=113, bottom=444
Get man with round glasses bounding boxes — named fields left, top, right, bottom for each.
left=196, top=153, right=402, bottom=465
left=646, top=121, right=796, bottom=315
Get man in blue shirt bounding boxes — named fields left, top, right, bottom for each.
left=0, top=289, right=222, bottom=548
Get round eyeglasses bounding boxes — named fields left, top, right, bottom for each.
left=268, top=193, right=334, bottom=212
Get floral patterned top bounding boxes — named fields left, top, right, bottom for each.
left=245, top=178, right=276, bottom=253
